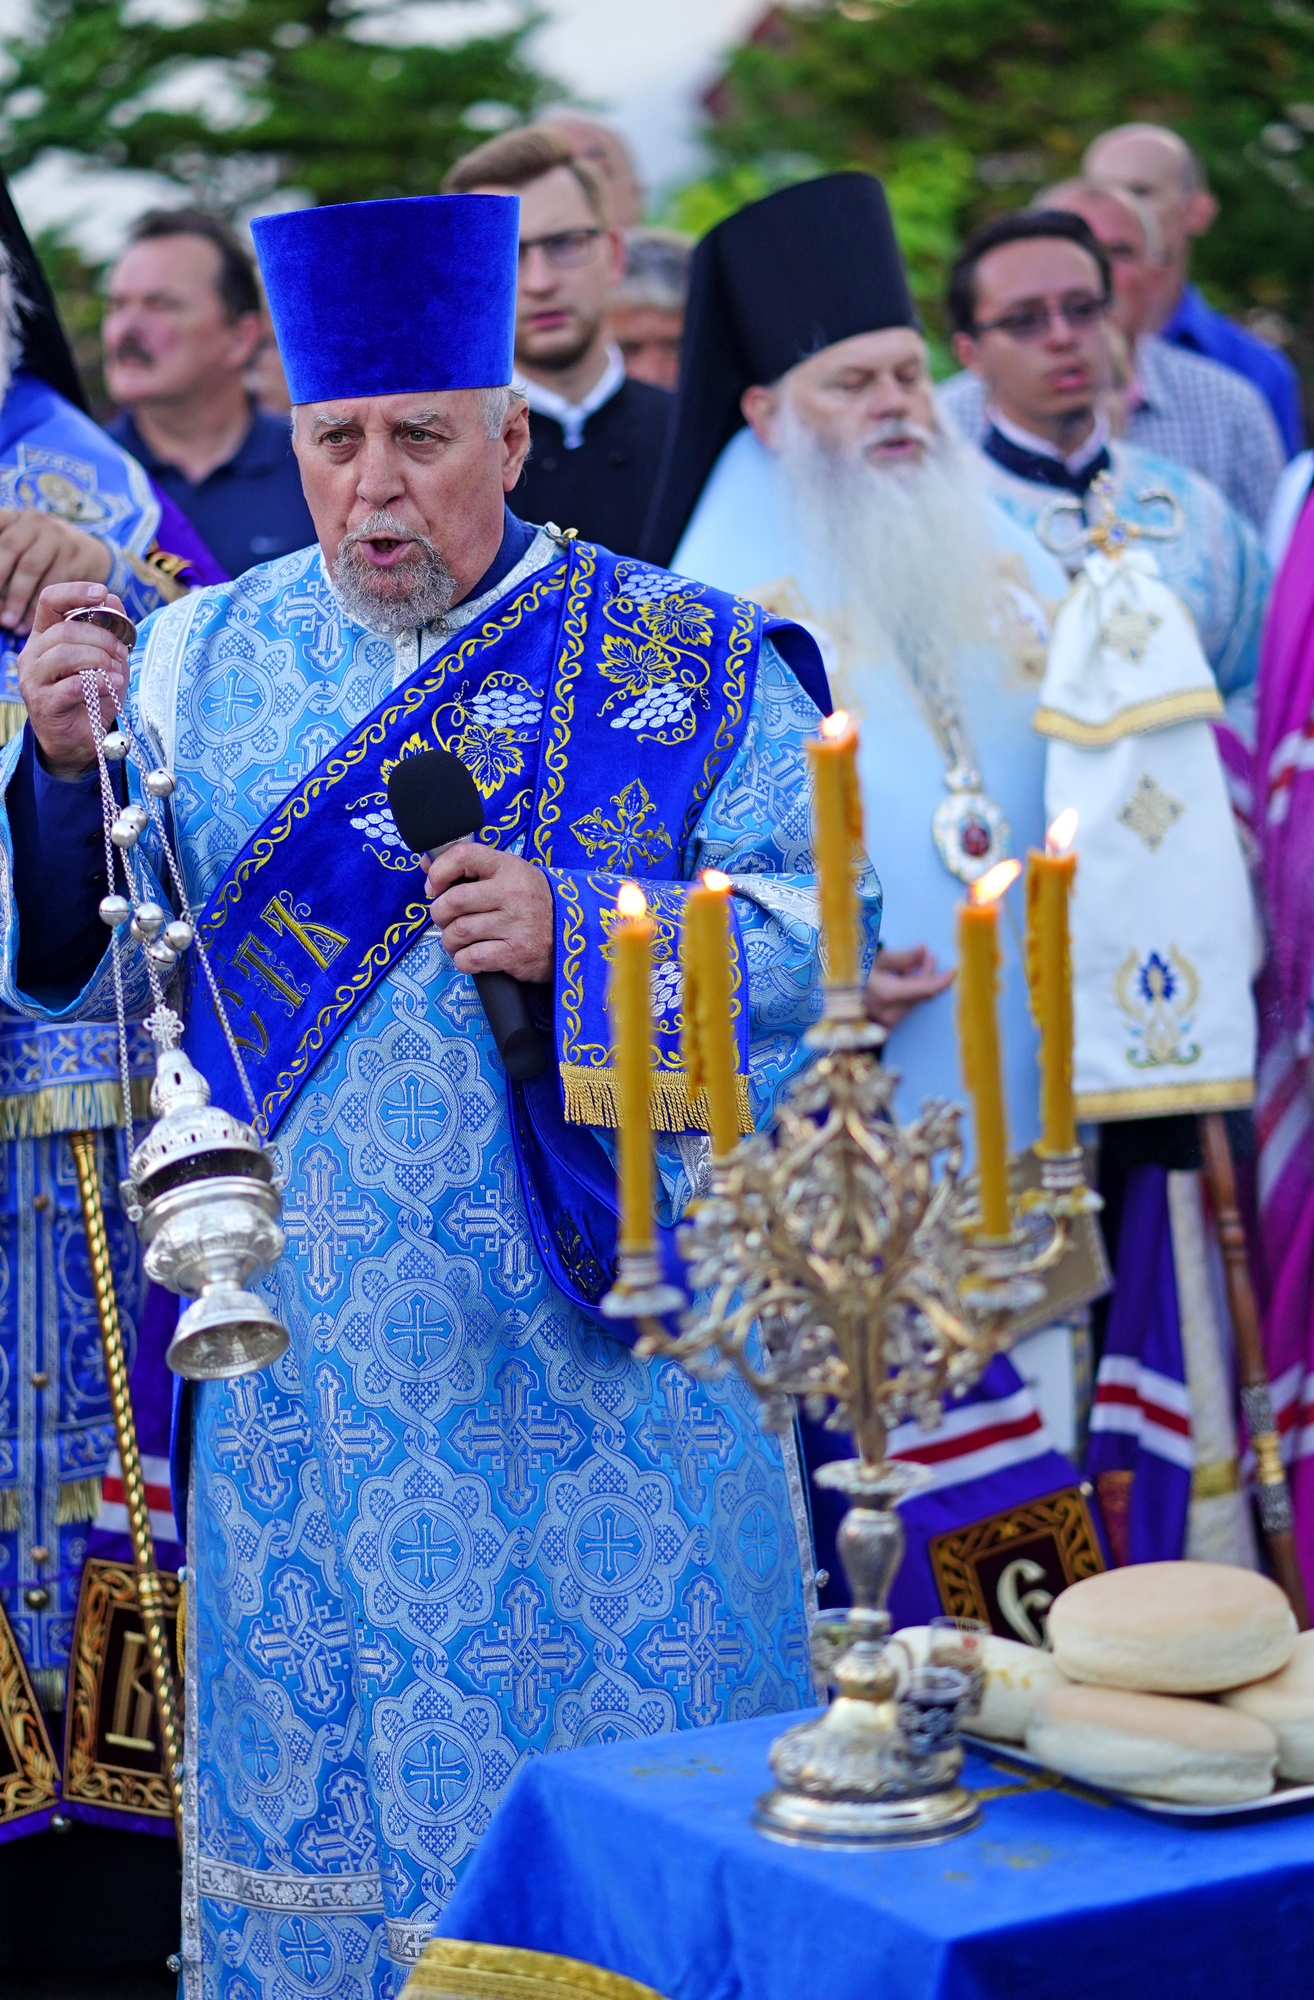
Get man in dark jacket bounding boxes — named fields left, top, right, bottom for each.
left=104, top=208, right=314, bottom=577
left=445, top=127, right=671, bottom=555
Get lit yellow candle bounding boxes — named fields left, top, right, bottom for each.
left=958, top=859, right=1021, bottom=1240
left=807, top=711, right=862, bottom=989
left=610, top=881, right=656, bottom=1253
left=682, top=869, right=740, bottom=1159
left=1027, top=808, right=1079, bottom=1158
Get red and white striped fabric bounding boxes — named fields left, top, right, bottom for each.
left=1088, top=1354, right=1194, bottom=1471
left=96, top=1451, right=179, bottom=1545
left=1270, top=1359, right=1314, bottom=1467
left=885, top=1380, right=1052, bottom=1494
left=1265, top=715, right=1314, bottom=827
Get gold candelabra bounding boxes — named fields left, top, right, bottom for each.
left=628, top=988, right=1087, bottom=1846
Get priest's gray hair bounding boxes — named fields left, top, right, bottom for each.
left=774, top=397, right=1003, bottom=721
left=480, top=385, right=523, bottom=437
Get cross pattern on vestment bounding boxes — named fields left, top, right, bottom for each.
left=451, top=1358, right=583, bottom=1516
left=575, top=1505, right=644, bottom=1586
left=214, top=1375, right=313, bottom=1511
left=636, top=1369, right=735, bottom=1509
left=400, top=1733, right=472, bottom=1814
left=283, top=1144, right=386, bottom=1303
left=277, top=1917, right=334, bottom=1984
left=236, top=1709, right=281, bottom=1785
left=637, top=1574, right=752, bottom=1728
left=391, top=1511, right=461, bottom=1590
left=202, top=670, right=262, bottom=734
left=377, top=1073, right=449, bottom=1149
left=297, top=1770, right=378, bottom=1873
left=735, top=1498, right=780, bottom=1582
left=457, top=1577, right=585, bottom=1735
left=384, top=1292, right=451, bottom=1370
left=248, top=1568, right=353, bottom=1716
left=315, top=1372, right=389, bottom=1510
left=447, top=1152, right=535, bottom=1298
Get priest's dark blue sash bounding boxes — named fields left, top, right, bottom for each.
left=186, top=539, right=825, bottom=1326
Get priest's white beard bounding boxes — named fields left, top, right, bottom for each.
left=775, top=405, right=998, bottom=711
left=331, top=510, right=460, bottom=635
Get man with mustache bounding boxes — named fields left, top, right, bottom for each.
left=105, top=209, right=314, bottom=577
left=0, top=193, right=876, bottom=1988
left=644, top=174, right=1086, bottom=1631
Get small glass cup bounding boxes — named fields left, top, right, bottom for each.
left=928, top=1616, right=989, bottom=1716
left=897, top=1664, right=973, bottom=1767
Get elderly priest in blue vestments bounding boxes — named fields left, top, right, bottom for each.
left=0, top=193, right=877, bottom=1992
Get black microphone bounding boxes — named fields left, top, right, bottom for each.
left=387, top=749, right=548, bottom=1083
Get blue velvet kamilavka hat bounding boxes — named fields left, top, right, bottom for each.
left=251, top=194, right=520, bottom=405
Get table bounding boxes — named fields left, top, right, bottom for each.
left=437, top=1711, right=1314, bottom=2000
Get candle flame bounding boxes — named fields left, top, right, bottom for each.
left=1047, top=807, right=1079, bottom=855
left=616, top=882, right=647, bottom=919
left=969, top=858, right=1022, bottom=907
left=701, top=868, right=732, bottom=892
left=819, top=709, right=851, bottom=741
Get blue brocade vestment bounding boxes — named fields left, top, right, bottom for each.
left=0, top=371, right=194, bottom=1782
left=2, top=527, right=880, bottom=1989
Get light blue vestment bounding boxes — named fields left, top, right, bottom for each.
left=0, top=371, right=184, bottom=1753
left=0, top=529, right=880, bottom=1986
left=675, top=426, right=1068, bottom=1155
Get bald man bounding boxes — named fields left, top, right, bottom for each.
left=939, top=178, right=1285, bottom=528
left=1085, top=122, right=1303, bottom=455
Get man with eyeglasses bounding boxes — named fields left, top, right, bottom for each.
left=948, top=210, right=1267, bottom=700
left=445, top=127, right=671, bottom=555
left=939, top=185, right=1285, bottom=531
left=950, top=206, right=1269, bottom=1577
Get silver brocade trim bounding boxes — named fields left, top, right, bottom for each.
left=780, top=1419, right=823, bottom=1704
left=726, top=874, right=820, bottom=939
left=181, top=1489, right=202, bottom=2000
left=386, top=1919, right=437, bottom=1966
left=1239, top=1383, right=1295, bottom=1535
left=197, top=1858, right=385, bottom=1914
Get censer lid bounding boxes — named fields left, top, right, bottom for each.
left=129, top=1045, right=269, bottom=1188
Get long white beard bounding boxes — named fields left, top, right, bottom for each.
left=775, top=406, right=999, bottom=716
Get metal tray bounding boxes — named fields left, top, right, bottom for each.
left=962, top=1732, right=1314, bottom=1825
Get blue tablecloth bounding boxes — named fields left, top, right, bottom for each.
left=438, top=1711, right=1314, bottom=2000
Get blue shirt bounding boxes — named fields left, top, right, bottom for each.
left=1161, top=283, right=1305, bottom=458
left=107, top=402, right=316, bottom=578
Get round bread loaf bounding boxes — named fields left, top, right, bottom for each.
left=1048, top=1562, right=1296, bottom=1693
left=1221, top=1629, right=1314, bottom=1781
left=893, top=1625, right=1066, bottom=1743
left=1027, top=1682, right=1278, bottom=1802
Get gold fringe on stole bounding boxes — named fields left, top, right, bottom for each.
left=0, top=700, right=24, bottom=745
left=561, top=1063, right=753, bottom=1136
left=1075, top=1075, right=1254, bottom=1121
left=403, top=1938, right=671, bottom=2000
left=0, top=1490, right=18, bottom=1531
left=56, top=1476, right=104, bottom=1526
left=0, top=1076, right=153, bottom=1141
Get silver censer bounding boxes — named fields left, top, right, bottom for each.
left=75, top=638, right=289, bottom=1381
left=622, top=986, right=1089, bottom=1847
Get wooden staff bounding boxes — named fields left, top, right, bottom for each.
left=1198, top=1113, right=1311, bottom=1629
left=70, top=1130, right=184, bottom=1842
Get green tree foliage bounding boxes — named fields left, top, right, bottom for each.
left=0, top=0, right=555, bottom=213
left=699, top=0, right=1314, bottom=357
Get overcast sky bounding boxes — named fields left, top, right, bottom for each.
left=2, top=0, right=764, bottom=256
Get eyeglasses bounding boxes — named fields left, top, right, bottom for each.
left=974, top=294, right=1108, bottom=343
left=519, top=228, right=604, bottom=270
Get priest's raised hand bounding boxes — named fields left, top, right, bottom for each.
left=17, top=577, right=131, bottom=779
